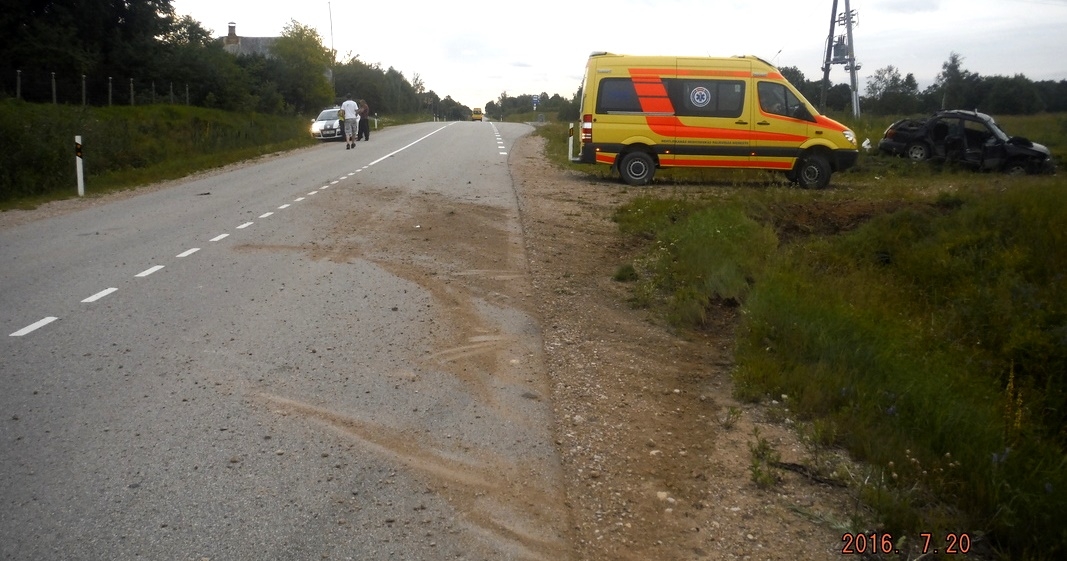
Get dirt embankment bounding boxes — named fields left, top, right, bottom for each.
left=510, top=132, right=854, bottom=561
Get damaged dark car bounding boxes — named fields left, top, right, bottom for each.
left=878, top=110, right=1055, bottom=175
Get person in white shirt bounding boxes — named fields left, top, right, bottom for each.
left=340, top=95, right=360, bottom=150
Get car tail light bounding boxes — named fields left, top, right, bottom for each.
left=581, top=114, right=592, bottom=143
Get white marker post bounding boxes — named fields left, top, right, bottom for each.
left=568, top=123, right=575, bottom=161
left=75, top=135, right=85, bottom=196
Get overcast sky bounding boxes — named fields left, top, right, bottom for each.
left=171, top=0, right=1067, bottom=110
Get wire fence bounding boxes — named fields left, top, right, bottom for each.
left=5, top=69, right=194, bottom=106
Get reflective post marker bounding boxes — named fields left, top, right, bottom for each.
left=75, top=135, right=84, bottom=197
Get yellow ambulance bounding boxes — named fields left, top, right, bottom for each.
left=472, top=108, right=483, bottom=121
left=574, top=52, right=857, bottom=188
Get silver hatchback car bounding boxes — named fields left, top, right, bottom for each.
left=310, top=107, right=344, bottom=141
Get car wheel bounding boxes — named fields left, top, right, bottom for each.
left=1004, top=160, right=1029, bottom=176
left=795, top=154, right=831, bottom=189
left=618, top=151, right=655, bottom=186
left=905, top=142, right=930, bottom=161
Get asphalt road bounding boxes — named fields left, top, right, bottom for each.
left=1, top=121, right=571, bottom=560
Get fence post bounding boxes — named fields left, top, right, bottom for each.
left=129, top=78, right=134, bottom=105
left=108, top=77, right=112, bottom=106
left=16, top=70, right=21, bottom=99
left=51, top=72, right=56, bottom=104
left=82, top=75, right=86, bottom=105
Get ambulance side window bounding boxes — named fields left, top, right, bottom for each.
left=758, top=82, right=815, bottom=122
left=667, top=79, right=745, bottom=118
left=596, top=79, right=642, bottom=113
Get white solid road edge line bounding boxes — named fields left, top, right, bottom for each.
left=82, top=287, right=118, bottom=303
left=177, top=248, right=200, bottom=258
left=135, top=265, right=165, bottom=277
left=10, top=317, right=58, bottom=337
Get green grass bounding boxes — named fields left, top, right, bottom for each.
left=0, top=99, right=317, bottom=208
left=538, top=115, right=1067, bottom=559
left=735, top=184, right=1067, bottom=557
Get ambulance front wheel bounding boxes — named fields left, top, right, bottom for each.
left=794, top=154, right=831, bottom=189
left=619, top=152, right=655, bottom=186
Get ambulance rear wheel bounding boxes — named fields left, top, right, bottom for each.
left=619, top=152, right=655, bottom=186
left=795, top=154, right=831, bottom=189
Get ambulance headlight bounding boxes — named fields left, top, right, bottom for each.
left=843, top=129, right=856, bottom=146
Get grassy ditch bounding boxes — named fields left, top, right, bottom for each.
left=0, top=99, right=316, bottom=208
left=733, top=183, right=1067, bottom=558
left=537, top=116, right=1067, bottom=559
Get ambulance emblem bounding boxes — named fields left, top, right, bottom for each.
left=690, top=87, right=711, bottom=108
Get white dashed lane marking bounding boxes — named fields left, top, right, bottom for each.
left=9, top=317, right=59, bottom=337
left=82, top=287, right=118, bottom=303
left=9, top=126, right=452, bottom=337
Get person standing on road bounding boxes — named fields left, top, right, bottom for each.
left=341, top=95, right=360, bottom=150
left=357, top=99, right=371, bottom=141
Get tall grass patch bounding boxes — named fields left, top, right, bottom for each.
left=614, top=196, right=777, bottom=324
left=735, top=183, right=1067, bottom=557
left=0, top=99, right=314, bottom=205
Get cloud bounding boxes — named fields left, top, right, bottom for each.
left=875, top=0, right=940, bottom=13
left=442, top=34, right=492, bottom=62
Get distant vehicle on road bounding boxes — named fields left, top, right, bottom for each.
left=878, top=110, right=1055, bottom=175
left=310, top=107, right=344, bottom=141
left=472, top=108, right=483, bottom=121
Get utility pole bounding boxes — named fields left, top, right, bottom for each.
left=843, top=0, right=861, bottom=118
left=819, top=0, right=839, bottom=112
left=820, top=0, right=861, bottom=118
left=328, top=2, right=336, bottom=90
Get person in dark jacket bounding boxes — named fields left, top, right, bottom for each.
left=356, top=99, right=370, bottom=141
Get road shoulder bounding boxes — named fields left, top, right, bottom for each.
left=510, top=132, right=853, bottom=560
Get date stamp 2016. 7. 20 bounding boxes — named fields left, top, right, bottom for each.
left=841, top=532, right=973, bottom=555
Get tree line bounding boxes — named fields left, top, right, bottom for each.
left=0, top=0, right=462, bottom=118
left=6, top=2, right=1062, bottom=121
left=784, top=52, right=1067, bottom=116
